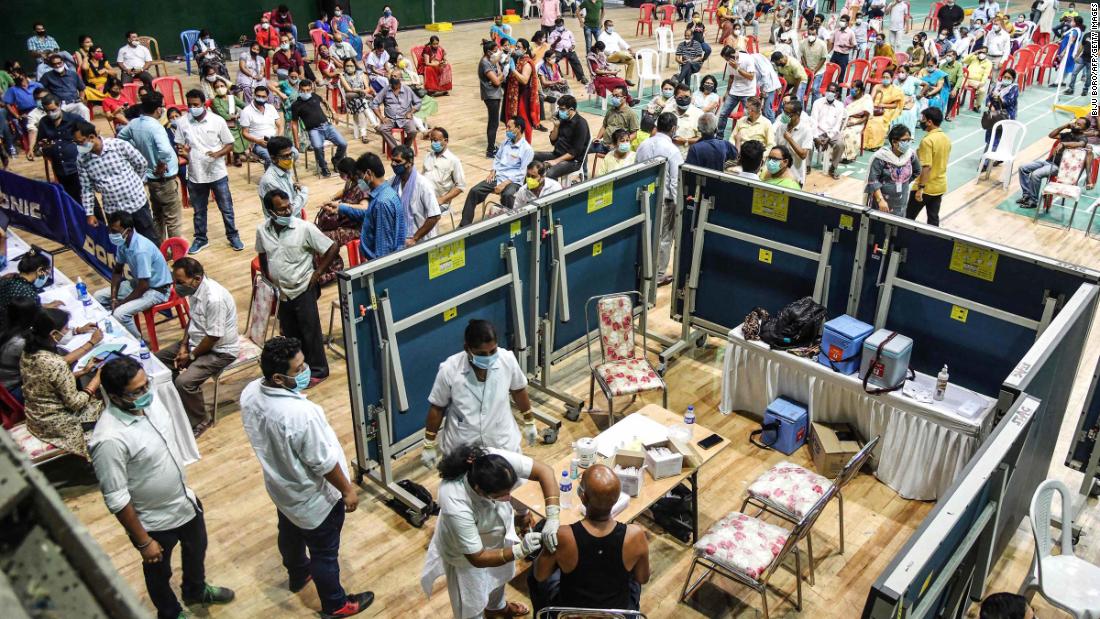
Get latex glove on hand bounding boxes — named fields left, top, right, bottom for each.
left=512, top=532, right=542, bottom=559
left=421, top=439, right=438, bottom=469
left=541, top=505, right=560, bottom=553
left=522, top=419, right=538, bottom=446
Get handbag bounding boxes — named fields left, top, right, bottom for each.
left=981, top=105, right=1007, bottom=130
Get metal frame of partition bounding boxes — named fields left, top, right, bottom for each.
left=1066, top=353, right=1100, bottom=502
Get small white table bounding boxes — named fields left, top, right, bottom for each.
left=4, top=231, right=199, bottom=464
left=720, top=325, right=996, bottom=500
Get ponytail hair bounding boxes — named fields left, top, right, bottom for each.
left=438, top=444, right=518, bottom=494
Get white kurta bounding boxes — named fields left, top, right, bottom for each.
left=420, top=449, right=533, bottom=618
left=429, top=350, right=528, bottom=456
left=1037, top=0, right=1056, bottom=33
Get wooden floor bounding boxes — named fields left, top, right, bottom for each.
left=7, top=8, right=1098, bottom=618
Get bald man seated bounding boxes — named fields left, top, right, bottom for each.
left=528, top=464, right=650, bottom=613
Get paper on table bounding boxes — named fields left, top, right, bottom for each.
left=595, top=413, right=669, bottom=458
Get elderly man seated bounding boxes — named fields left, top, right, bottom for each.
left=528, top=463, right=650, bottom=614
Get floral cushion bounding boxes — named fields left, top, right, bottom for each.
left=235, top=338, right=262, bottom=364
left=747, top=462, right=833, bottom=519
left=695, top=512, right=790, bottom=580
left=8, top=423, right=64, bottom=463
left=598, top=295, right=635, bottom=362
left=1057, top=147, right=1087, bottom=180
left=1042, top=182, right=1082, bottom=199
left=596, top=358, right=662, bottom=397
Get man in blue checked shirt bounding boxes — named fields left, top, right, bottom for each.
left=321, top=152, right=405, bottom=261
left=458, top=116, right=533, bottom=227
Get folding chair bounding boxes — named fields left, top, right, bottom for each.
left=1037, top=146, right=1089, bottom=228
left=210, top=273, right=277, bottom=422
left=584, top=292, right=667, bottom=424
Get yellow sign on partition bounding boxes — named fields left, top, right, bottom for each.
left=758, top=248, right=773, bottom=264
left=839, top=214, right=854, bottom=230
left=443, top=307, right=457, bottom=322
left=510, top=220, right=522, bottom=238
left=428, top=239, right=466, bottom=279
left=587, top=181, right=614, bottom=213
left=949, top=241, right=999, bottom=282
left=751, top=188, right=789, bottom=222
left=951, top=305, right=969, bottom=323
left=592, top=241, right=603, bottom=256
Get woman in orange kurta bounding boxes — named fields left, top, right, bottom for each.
left=502, top=38, right=540, bottom=144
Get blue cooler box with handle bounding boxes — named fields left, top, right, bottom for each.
left=762, top=397, right=809, bottom=455
left=859, top=329, right=914, bottom=390
left=818, top=315, right=874, bottom=375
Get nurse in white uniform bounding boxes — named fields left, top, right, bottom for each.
left=421, top=320, right=538, bottom=468
left=421, top=444, right=561, bottom=619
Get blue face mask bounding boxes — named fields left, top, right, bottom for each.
left=618, top=141, right=631, bottom=153
left=505, top=130, right=518, bottom=142
left=131, top=391, right=154, bottom=410
left=766, top=159, right=782, bottom=175
left=272, top=215, right=292, bottom=226
left=431, top=140, right=444, bottom=153
left=392, top=163, right=407, bottom=177
left=470, top=350, right=498, bottom=369
left=108, top=232, right=126, bottom=246
left=357, top=178, right=371, bottom=192
left=779, top=113, right=790, bottom=124
left=558, top=109, right=571, bottom=120
left=33, top=274, right=48, bottom=289
left=299, top=91, right=313, bottom=100
left=289, top=365, right=311, bottom=392
left=897, top=139, right=912, bottom=151
left=189, top=106, right=205, bottom=118
left=608, top=96, right=622, bottom=108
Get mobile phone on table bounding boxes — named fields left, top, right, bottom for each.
left=697, top=433, right=723, bottom=449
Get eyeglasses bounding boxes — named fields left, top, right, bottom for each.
left=121, top=383, right=152, bottom=399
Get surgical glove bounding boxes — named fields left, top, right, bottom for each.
left=522, top=419, right=538, bottom=446
left=541, top=505, right=560, bottom=553
left=421, top=440, right=438, bottom=469
left=512, top=532, right=542, bottom=559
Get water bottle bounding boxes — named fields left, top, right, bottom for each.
left=684, top=405, right=696, bottom=425
left=559, top=471, right=573, bottom=509
left=934, top=365, right=949, bottom=401
left=76, top=277, right=93, bottom=318
left=139, top=342, right=152, bottom=370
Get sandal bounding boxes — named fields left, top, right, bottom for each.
left=484, top=601, right=529, bottom=618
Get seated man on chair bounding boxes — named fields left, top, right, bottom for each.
left=154, top=257, right=239, bottom=438
left=533, top=95, right=590, bottom=181
left=528, top=463, right=650, bottom=614
left=459, top=116, right=534, bottom=226
left=370, top=71, right=421, bottom=153
left=93, top=211, right=173, bottom=340
left=290, top=80, right=347, bottom=179
left=239, top=85, right=284, bottom=169
left=1016, top=117, right=1093, bottom=209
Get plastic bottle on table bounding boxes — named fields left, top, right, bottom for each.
left=75, top=277, right=93, bottom=318
left=139, top=342, right=152, bottom=370
left=559, top=471, right=573, bottom=509
left=934, top=365, right=949, bottom=401
left=684, top=405, right=696, bottom=425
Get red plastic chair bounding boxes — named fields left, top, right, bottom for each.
left=120, top=82, right=141, bottom=105
left=152, top=76, right=185, bottom=108
left=745, top=35, right=759, bottom=54
left=382, top=127, right=418, bottom=158
left=327, top=84, right=345, bottom=115
left=310, top=28, right=332, bottom=60
left=0, top=384, right=25, bottom=429
left=1032, top=31, right=1050, bottom=46
left=1011, top=49, right=1035, bottom=90
left=841, top=58, right=871, bottom=91
left=923, top=2, right=942, bottom=32
left=636, top=3, right=657, bottom=37
left=771, top=77, right=786, bottom=115
left=657, top=5, right=676, bottom=28
left=702, top=0, right=721, bottom=23
left=818, top=62, right=841, bottom=94
left=136, top=237, right=191, bottom=352
left=344, top=239, right=362, bottom=268
left=1035, top=43, right=1060, bottom=85
left=893, top=51, right=910, bottom=67
left=866, top=56, right=893, bottom=85
left=951, top=67, right=981, bottom=117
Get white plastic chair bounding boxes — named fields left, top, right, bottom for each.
left=1022, top=479, right=1100, bottom=618
left=634, top=48, right=662, bottom=100
left=977, top=120, right=1027, bottom=190
left=655, top=26, right=675, bottom=68
left=523, top=0, right=541, bottom=19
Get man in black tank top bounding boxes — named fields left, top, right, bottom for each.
left=528, top=464, right=650, bottom=614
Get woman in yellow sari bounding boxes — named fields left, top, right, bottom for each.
left=864, top=69, right=904, bottom=150
left=82, top=46, right=116, bottom=102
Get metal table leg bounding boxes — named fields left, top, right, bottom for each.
left=690, top=470, right=699, bottom=543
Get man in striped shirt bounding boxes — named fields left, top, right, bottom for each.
left=72, top=120, right=161, bottom=246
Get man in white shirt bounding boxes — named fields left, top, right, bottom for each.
left=240, top=337, right=374, bottom=619
left=597, top=20, right=636, bottom=84
left=90, top=356, right=235, bottom=619
left=668, top=83, right=702, bottom=157
left=154, top=257, right=240, bottom=436
left=635, top=112, right=684, bottom=285
left=390, top=145, right=441, bottom=245
left=330, top=31, right=358, bottom=62
left=773, top=99, right=816, bottom=185
left=810, top=83, right=848, bottom=179
left=422, top=127, right=467, bottom=222
left=239, top=85, right=284, bottom=168
left=117, top=30, right=155, bottom=88
left=886, top=0, right=908, bottom=46
left=514, top=160, right=563, bottom=209
left=972, top=0, right=1000, bottom=24
left=178, top=89, right=244, bottom=254
left=752, top=52, right=782, bottom=122
left=716, top=46, right=757, bottom=137
left=984, top=22, right=1011, bottom=70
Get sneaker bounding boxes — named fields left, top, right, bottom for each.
left=229, top=237, right=245, bottom=251
left=1019, top=200, right=1038, bottom=209
left=1015, top=196, right=1031, bottom=204
left=534, top=124, right=549, bottom=132
left=321, top=592, right=374, bottom=619
left=182, top=584, right=235, bottom=607
left=187, top=238, right=208, bottom=255
left=485, top=147, right=498, bottom=158
left=289, top=574, right=313, bottom=593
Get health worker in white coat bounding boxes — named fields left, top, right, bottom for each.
left=421, top=319, right=538, bottom=467
left=421, top=444, right=561, bottom=619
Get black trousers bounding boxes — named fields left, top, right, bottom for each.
left=534, top=151, right=582, bottom=180
left=145, top=508, right=208, bottom=619
left=278, top=285, right=329, bottom=377
left=906, top=191, right=943, bottom=226
left=558, top=50, right=587, bottom=82
left=460, top=180, right=520, bottom=226
left=56, top=171, right=82, bottom=203
left=484, top=98, right=502, bottom=150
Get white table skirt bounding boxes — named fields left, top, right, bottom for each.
left=5, top=232, right=200, bottom=465
left=720, top=326, right=996, bottom=500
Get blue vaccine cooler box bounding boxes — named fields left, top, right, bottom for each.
left=818, top=315, right=874, bottom=375
left=762, top=397, right=809, bottom=455
left=859, top=329, right=914, bottom=390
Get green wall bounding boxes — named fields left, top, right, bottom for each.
left=0, top=0, right=500, bottom=72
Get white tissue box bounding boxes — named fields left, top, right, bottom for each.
left=643, top=439, right=685, bottom=479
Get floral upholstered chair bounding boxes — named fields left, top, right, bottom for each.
left=584, top=292, right=667, bottom=423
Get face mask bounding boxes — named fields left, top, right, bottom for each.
left=992, top=26, right=1001, bottom=32
left=470, top=350, right=498, bottom=369
left=808, top=35, right=817, bottom=42
left=54, top=65, right=66, bottom=74
left=357, top=178, right=371, bottom=193
left=779, top=112, right=790, bottom=124
left=345, top=67, right=356, bottom=74
left=108, top=231, right=126, bottom=245
left=190, top=106, right=205, bottom=118
left=556, top=25, right=564, bottom=32
left=274, top=155, right=294, bottom=170
left=694, top=17, right=702, bottom=23
left=280, top=43, right=290, bottom=51
left=978, top=53, right=987, bottom=60
left=203, top=37, right=213, bottom=44
left=825, top=92, right=836, bottom=102
left=897, top=139, right=912, bottom=151
left=506, top=129, right=518, bottom=142
left=618, top=141, right=631, bottom=153
left=334, top=9, right=342, bottom=16
left=215, top=86, right=227, bottom=96
left=1001, top=78, right=1013, bottom=86
left=734, top=29, right=742, bottom=35
left=289, top=78, right=300, bottom=85
left=77, top=142, right=94, bottom=155
left=261, top=23, right=270, bottom=29
left=35, top=31, right=46, bottom=37
left=606, top=26, right=615, bottom=33
left=558, top=109, right=571, bottom=120
left=389, top=78, right=401, bottom=89
left=272, top=214, right=292, bottom=226
left=129, top=40, right=139, bottom=47
left=431, top=140, right=444, bottom=153
left=47, top=109, right=61, bottom=120
left=662, top=88, right=674, bottom=98
left=384, top=9, right=392, bottom=16
left=766, top=159, right=782, bottom=175
left=840, top=23, right=849, bottom=30
left=702, top=83, right=714, bottom=92
left=525, top=177, right=541, bottom=190
left=675, top=96, right=691, bottom=108
left=254, top=97, right=267, bottom=105
left=92, top=51, right=104, bottom=60
left=174, top=281, right=198, bottom=297
left=205, top=74, right=218, bottom=83
left=34, top=275, right=49, bottom=289
left=392, top=163, right=407, bottom=177
left=897, top=75, right=907, bottom=82
left=299, top=91, right=313, bottom=100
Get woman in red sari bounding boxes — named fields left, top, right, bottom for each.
left=420, top=35, right=452, bottom=96
left=502, top=38, right=539, bottom=143
left=586, top=40, right=631, bottom=100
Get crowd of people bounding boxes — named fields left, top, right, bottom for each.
left=0, top=0, right=1096, bottom=617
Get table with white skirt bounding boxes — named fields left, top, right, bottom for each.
left=4, top=231, right=200, bottom=464
left=720, top=325, right=996, bottom=500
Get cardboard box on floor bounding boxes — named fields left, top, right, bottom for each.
left=809, top=422, right=862, bottom=479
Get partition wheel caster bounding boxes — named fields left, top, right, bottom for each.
left=656, top=362, right=667, bottom=377
left=695, top=334, right=707, bottom=349
left=564, top=405, right=582, bottom=422
left=405, top=509, right=427, bottom=528
left=541, top=426, right=559, bottom=444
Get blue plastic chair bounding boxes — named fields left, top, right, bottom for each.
left=180, top=29, right=200, bottom=75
